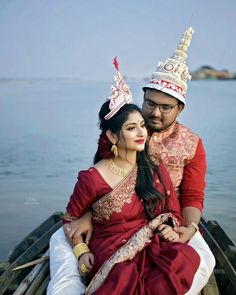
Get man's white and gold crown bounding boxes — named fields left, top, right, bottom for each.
left=143, top=27, right=195, bottom=104
left=104, top=57, right=133, bottom=120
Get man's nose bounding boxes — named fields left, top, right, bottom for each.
left=151, top=105, right=162, bottom=116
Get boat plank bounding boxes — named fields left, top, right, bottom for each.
left=225, top=245, right=236, bottom=268
left=12, top=251, right=48, bottom=295
left=0, top=221, right=61, bottom=295
left=34, top=274, right=50, bottom=295
left=24, top=262, right=49, bottom=295
left=214, top=269, right=228, bottom=289
left=206, top=220, right=235, bottom=251
left=201, top=221, right=236, bottom=291
left=8, top=212, right=63, bottom=263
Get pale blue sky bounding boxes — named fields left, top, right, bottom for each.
left=0, top=0, right=235, bottom=80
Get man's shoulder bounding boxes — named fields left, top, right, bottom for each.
left=175, top=122, right=201, bottom=140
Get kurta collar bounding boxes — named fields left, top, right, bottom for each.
left=148, top=121, right=178, bottom=143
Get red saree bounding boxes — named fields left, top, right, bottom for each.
left=65, top=163, right=200, bottom=295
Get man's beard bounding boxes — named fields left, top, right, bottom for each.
left=146, top=117, right=164, bottom=132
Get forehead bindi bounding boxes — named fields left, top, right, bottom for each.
left=124, top=112, right=144, bottom=126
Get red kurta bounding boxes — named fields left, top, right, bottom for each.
left=148, top=121, right=206, bottom=212
left=65, top=162, right=200, bottom=295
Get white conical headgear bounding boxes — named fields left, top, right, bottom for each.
left=143, top=27, right=195, bottom=104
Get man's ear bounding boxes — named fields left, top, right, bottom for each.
left=177, top=103, right=184, bottom=116
left=106, top=130, right=118, bottom=145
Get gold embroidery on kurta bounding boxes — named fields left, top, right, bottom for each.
left=92, top=167, right=137, bottom=221
left=148, top=122, right=199, bottom=190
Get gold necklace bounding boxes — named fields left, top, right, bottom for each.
left=106, top=159, right=134, bottom=177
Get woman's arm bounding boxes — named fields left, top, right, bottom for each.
left=63, top=169, right=97, bottom=224
left=62, top=169, right=97, bottom=274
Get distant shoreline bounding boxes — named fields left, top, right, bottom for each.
left=0, top=77, right=81, bottom=83
left=1, top=66, right=236, bottom=83
left=191, top=66, right=236, bottom=80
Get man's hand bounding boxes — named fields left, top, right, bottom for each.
left=173, top=225, right=196, bottom=243
left=63, top=211, right=93, bottom=246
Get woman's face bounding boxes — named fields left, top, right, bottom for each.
left=116, top=111, right=147, bottom=153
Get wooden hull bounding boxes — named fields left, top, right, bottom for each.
left=0, top=212, right=235, bottom=295
left=0, top=212, right=63, bottom=295
left=199, top=218, right=236, bottom=294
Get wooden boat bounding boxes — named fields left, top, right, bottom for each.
left=0, top=212, right=235, bottom=295
left=0, top=212, right=62, bottom=295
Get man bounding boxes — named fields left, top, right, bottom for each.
left=47, top=27, right=215, bottom=295
left=143, top=89, right=206, bottom=243
left=140, top=28, right=215, bottom=294
left=142, top=27, right=206, bottom=244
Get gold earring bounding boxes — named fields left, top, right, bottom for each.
left=111, top=144, right=118, bottom=157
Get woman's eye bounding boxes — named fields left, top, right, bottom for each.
left=127, top=127, right=135, bottom=131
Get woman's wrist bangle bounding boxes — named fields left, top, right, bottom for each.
left=73, top=243, right=90, bottom=259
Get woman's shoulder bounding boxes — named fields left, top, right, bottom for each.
left=77, top=166, right=96, bottom=176
left=93, top=159, right=107, bottom=168
left=92, top=159, right=110, bottom=175
left=77, top=160, right=111, bottom=188
left=74, top=165, right=99, bottom=185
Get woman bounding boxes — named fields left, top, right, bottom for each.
left=60, top=59, right=200, bottom=295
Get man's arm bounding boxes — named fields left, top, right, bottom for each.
left=179, top=138, right=206, bottom=213
left=182, top=206, right=201, bottom=225
left=175, top=138, right=206, bottom=242
left=64, top=210, right=93, bottom=246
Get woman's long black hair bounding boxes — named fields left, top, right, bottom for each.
left=94, top=101, right=167, bottom=220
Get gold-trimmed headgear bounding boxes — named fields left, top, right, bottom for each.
left=104, top=57, right=134, bottom=120
left=143, top=27, right=195, bottom=104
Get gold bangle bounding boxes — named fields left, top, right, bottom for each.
left=73, top=243, right=90, bottom=259
left=190, top=222, right=199, bottom=232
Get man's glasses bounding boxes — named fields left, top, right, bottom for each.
left=144, top=99, right=179, bottom=114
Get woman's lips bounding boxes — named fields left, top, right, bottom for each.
left=135, top=139, right=145, bottom=144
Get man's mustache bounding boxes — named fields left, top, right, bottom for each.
left=148, top=116, right=163, bottom=121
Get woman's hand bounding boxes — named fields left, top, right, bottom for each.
left=63, top=210, right=93, bottom=246
left=78, top=252, right=95, bottom=276
left=157, top=224, right=180, bottom=242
